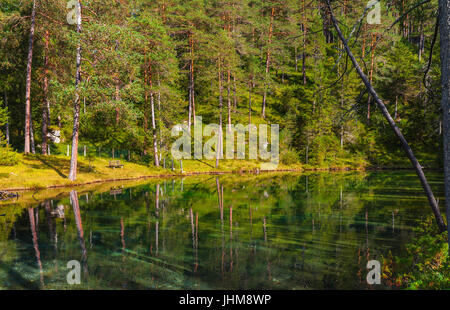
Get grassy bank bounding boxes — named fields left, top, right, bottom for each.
left=0, top=153, right=367, bottom=191
left=0, top=154, right=295, bottom=191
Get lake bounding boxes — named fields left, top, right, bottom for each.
left=0, top=171, right=444, bottom=289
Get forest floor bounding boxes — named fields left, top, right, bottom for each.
left=0, top=153, right=365, bottom=191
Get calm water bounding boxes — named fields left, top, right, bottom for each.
left=0, top=171, right=444, bottom=289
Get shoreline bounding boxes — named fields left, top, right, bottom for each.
left=3, top=166, right=437, bottom=193
left=0, top=153, right=440, bottom=192
left=1, top=167, right=355, bottom=192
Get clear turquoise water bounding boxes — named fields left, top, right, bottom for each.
left=0, top=171, right=444, bottom=289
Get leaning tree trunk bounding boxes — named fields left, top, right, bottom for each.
left=24, top=0, right=36, bottom=154
left=325, top=0, right=446, bottom=232
left=439, top=0, right=450, bottom=248
left=68, top=1, right=82, bottom=181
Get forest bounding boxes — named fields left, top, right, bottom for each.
left=0, top=0, right=449, bottom=290
left=0, top=0, right=445, bottom=171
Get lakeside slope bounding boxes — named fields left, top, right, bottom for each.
left=0, top=154, right=367, bottom=191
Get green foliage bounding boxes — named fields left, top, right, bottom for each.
left=383, top=217, right=449, bottom=289
left=0, top=102, right=17, bottom=166
left=0, top=0, right=444, bottom=169
left=0, top=145, right=19, bottom=166
left=280, top=148, right=299, bottom=165
left=0, top=103, right=7, bottom=127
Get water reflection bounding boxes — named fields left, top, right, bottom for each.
left=0, top=171, right=443, bottom=289
left=70, top=191, right=89, bottom=281
left=28, top=207, right=43, bottom=288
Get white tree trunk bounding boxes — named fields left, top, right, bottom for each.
left=68, top=1, right=82, bottom=181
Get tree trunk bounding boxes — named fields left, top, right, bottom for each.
left=326, top=0, right=446, bottom=232
left=395, top=96, right=398, bottom=120
left=24, top=0, right=36, bottom=154
left=302, top=51, right=307, bottom=85
left=439, top=0, right=450, bottom=248
left=306, top=140, right=309, bottom=164
left=340, top=62, right=345, bottom=149
left=262, top=7, right=274, bottom=119
left=191, top=35, right=196, bottom=126
left=148, top=61, right=159, bottom=167
left=367, top=33, right=376, bottom=122
left=302, top=0, right=307, bottom=85
left=42, top=30, right=51, bottom=155
left=4, top=91, right=9, bottom=145
left=188, top=32, right=196, bottom=130
left=151, top=92, right=159, bottom=167
left=248, top=78, right=252, bottom=124
left=216, top=57, right=223, bottom=168
left=68, top=1, right=82, bottom=181
left=115, top=83, right=120, bottom=125
left=233, top=75, right=237, bottom=112
left=227, top=69, right=231, bottom=132
left=188, top=67, right=192, bottom=131
left=157, top=76, right=163, bottom=162
left=143, top=56, right=149, bottom=155
left=419, top=21, right=425, bottom=61
left=30, top=117, right=35, bottom=154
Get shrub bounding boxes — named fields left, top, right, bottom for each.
left=383, top=217, right=449, bottom=289
left=280, top=149, right=299, bottom=165
left=0, top=146, right=20, bottom=166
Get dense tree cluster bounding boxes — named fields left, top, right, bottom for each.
left=0, top=0, right=444, bottom=170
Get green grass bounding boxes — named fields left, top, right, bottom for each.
left=0, top=152, right=368, bottom=191
left=0, top=154, right=164, bottom=190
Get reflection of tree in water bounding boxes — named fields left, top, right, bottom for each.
left=70, top=191, right=89, bottom=282
left=28, top=208, right=43, bottom=288
left=0, top=172, right=434, bottom=289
